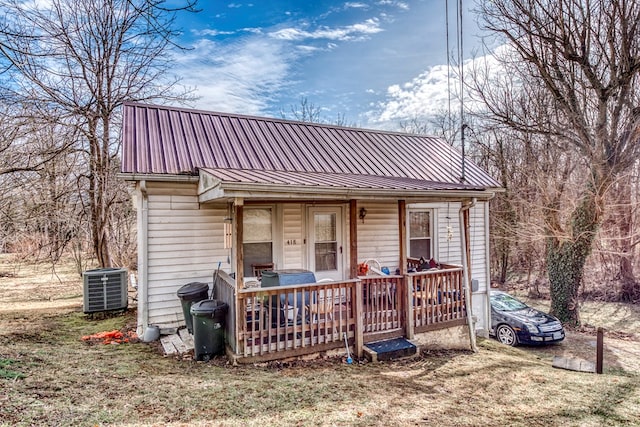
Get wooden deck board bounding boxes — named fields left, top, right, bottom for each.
left=178, top=328, right=195, bottom=350
left=160, top=336, right=178, bottom=355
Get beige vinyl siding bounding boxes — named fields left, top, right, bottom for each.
left=468, top=202, right=488, bottom=291
left=469, top=201, right=490, bottom=332
left=144, top=182, right=229, bottom=328
left=357, top=202, right=400, bottom=271
left=435, top=202, right=463, bottom=265
left=282, top=203, right=304, bottom=269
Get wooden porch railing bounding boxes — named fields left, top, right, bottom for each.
left=361, top=275, right=405, bottom=342
left=221, top=265, right=467, bottom=362
left=214, top=271, right=238, bottom=353
left=408, top=265, right=466, bottom=332
left=237, top=280, right=358, bottom=360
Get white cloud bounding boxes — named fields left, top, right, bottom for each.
left=173, top=37, right=294, bottom=116
left=377, top=0, right=409, bottom=10
left=194, top=29, right=236, bottom=37
left=368, top=63, right=454, bottom=128
left=366, top=49, right=507, bottom=129
left=345, top=2, right=368, bottom=9
left=269, top=18, right=382, bottom=42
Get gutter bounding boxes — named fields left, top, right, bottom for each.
left=484, top=193, right=497, bottom=338
left=137, top=180, right=150, bottom=336
left=117, top=172, right=199, bottom=183
left=200, top=182, right=499, bottom=203
left=459, top=197, right=478, bottom=352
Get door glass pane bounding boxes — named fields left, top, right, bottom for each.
left=315, top=242, right=337, bottom=271
left=315, top=213, right=336, bottom=241
left=315, top=213, right=337, bottom=271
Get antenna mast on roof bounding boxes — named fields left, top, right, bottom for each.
left=457, top=0, right=466, bottom=183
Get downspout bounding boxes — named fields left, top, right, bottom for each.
left=137, top=180, right=149, bottom=336
left=459, top=198, right=477, bottom=352
left=483, top=194, right=496, bottom=339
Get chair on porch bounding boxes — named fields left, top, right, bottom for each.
left=308, top=279, right=346, bottom=323
left=251, top=262, right=274, bottom=279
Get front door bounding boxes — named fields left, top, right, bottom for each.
left=308, top=206, right=344, bottom=281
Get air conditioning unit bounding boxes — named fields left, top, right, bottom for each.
left=83, top=268, right=128, bottom=313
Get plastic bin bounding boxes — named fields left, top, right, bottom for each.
left=177, top=282, right=210, bottom=334
left=261, top=269, right=316, bottom=326
left=190, top=299, right=228, bottom=361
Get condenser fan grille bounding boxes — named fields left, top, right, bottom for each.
left=83, top=268, right=128, bottom=313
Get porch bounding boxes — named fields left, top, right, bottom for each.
left=214, top=264, right=468, bottom=363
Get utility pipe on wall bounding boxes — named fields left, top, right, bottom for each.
left=459, top=197, right=477, bottom=352
left=137, top=180, right=149, bottom=336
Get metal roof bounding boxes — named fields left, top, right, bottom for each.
left=200, top=167, right=484, bottom=191
left=121, top=102, right=501, bottom=189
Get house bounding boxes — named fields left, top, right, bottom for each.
left=119, top=102, right=502, bottom=362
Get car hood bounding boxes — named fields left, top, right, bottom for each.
left=505, top=308, right=559, bottom=325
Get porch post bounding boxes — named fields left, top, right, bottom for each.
left=398, top=200, right=414, bottom=339
left=404, top=274, right=414, bottom=339
left=235, top=199, right=244, bottom=284
left=349, top=199, right=358, bottom=279
left=398, top=200, right=407, bottom=274
left=355, top=279, right=364, bottom=358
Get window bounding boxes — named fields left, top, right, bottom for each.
left=314, top=212, right=337, bottom=271
left=409, top=210, right=432, bottom=260
left=243, top=208, right=273, bottom=277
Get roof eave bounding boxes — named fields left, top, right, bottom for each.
left=198, top=181, right=499, bottom=203
left=117, top=173, right=199, bottom=183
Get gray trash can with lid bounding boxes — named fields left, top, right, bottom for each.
left=177, top=282, right=209, bottom=334
left=190, top=299, right=228, bottom=361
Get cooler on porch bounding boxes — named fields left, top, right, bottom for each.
left=261, top=269, right=316, bottom=326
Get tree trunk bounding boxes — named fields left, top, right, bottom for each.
left=546, top=191, right=600, bottom=326
left=614, top=175, right=638, bottom=301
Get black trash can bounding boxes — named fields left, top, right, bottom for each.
left=190, top=299, right=228, bottom=361
left=177, top=282, right=210, bottom=334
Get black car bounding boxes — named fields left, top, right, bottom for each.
left=490, top=290, right=565, bottom=346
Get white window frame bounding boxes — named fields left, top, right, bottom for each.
left=407, top=207, right=436, bottom=261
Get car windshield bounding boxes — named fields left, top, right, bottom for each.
left=491, top=293, right=529, bottom=311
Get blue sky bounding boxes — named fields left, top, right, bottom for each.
left=173, top=0, right=484, bottom=130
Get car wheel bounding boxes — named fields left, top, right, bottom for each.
left=496, top=324, right=518, bottom=346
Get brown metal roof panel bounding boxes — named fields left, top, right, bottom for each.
left=201, top=167, right=487, bottom=191
left=121, top=103, right=501, bottom=188
left=272, top=121, right=319, bottom=172
left=146, top=108, right=166, bottom=174
left=239, top=118, right=275, bottom=170
left=255, top=119, right=296, bottom=171
left=202, top=114, right=232, bottom=169
left=211, top=115, right=244, bottom=169
left=157, top=109, right=179, bottom=174
left=312, top=126, right=371, bottom=175
left=285, top=123, right=331, bottom=173
left=245, top=119, right=282, bottom=170
left=344, top=129, right=407, bottom=177
left=189, top=112, right=217, bottom=169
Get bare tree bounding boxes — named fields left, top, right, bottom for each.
left=281, top=96, right=356, bottom=127
left=475, top=0, right=640, bottom=324
left=0, top=0, right=196, bottom=267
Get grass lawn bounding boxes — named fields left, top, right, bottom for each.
left=1, top=256, right=639, bottom=426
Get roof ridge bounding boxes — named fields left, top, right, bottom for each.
left=122, top=102, right=440, bottom=138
